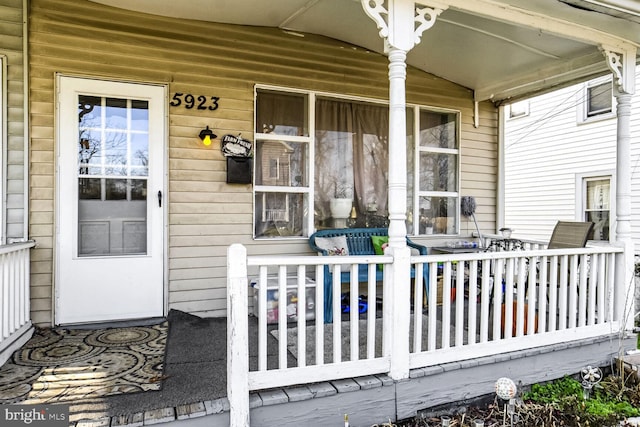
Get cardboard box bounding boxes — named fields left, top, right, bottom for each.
left=251, top=276, right=316, bottom=324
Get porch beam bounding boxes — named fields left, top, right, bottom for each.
left=475, top=51, right=610, bottom=103
left=441, top=0, right=639, bottom=51
left=446, top=0, right=639, bottom=101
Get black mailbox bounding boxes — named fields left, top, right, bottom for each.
left=226, top=156, right=252, bottom=184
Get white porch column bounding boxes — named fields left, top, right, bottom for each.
left=227, top=244, right=250, bottom=427
left=362, top=0, right=446, bottom=380
left=386, top=45, right=412, bottom=379
left=387, top=47, right=409, bottom=248
left=602, top=46, right=636, bottom=329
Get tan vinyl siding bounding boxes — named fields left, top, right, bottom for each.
left=1, top=0, right=25, bottom=241
left=29, top=0, right=497, bottom=324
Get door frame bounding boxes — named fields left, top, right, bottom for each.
left=53, top=74, right=169, bottom=325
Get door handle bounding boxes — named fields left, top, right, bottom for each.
left=158, top=191, right=162, bottom=207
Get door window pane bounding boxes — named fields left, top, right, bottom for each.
left=77, top=97, right=150, bottom=178
left=131, top=133, right=149, bottom=167
left=77, top=95, right=149, bottom=256
left=105, top=97, right=128, bottom=128
left=131, top=179, right=147, bottom=201
left=106, top=178, right=127, bottom=200
left=78, top=130, right=102, bottom=170
left=79, top=178, right=101, bottom=200
left=79, top=95, right=102, bottom=127
left=131, top=100, right=149, bottom=131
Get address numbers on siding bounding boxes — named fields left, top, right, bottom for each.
left=170, top=93, right=220, bottom=111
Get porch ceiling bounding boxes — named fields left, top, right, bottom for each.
left=89, top=0, right=640, bottom=103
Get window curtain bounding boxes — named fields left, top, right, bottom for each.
left=586, top=179, right=610, bottom=240
left=256, top=91, right=306, bottom=136
left=315, top=99, right=389, bottom=225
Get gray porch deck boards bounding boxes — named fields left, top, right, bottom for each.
left=72, top=333, right=635, bottom=427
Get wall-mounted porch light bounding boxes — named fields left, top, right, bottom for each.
left=199, top=126, right=217, bottom=147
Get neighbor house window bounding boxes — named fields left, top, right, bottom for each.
left=585, top=81, right=613, bottom=120
left=583, top=177, right=611, bottom=241
left=507, top=100, right=529, bottom=119
left=253, top=87, right=460, bottom=238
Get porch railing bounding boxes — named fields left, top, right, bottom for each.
left=226, top=240, right=625, bottom=425
left=410, top=245, right=622, bottom=368
left=246, top=253, right=394, bottom=390
left=0, top=240, right=36, bottom=366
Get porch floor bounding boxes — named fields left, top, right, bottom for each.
left=0, top=310, right=233, bottom=424
left=0, top=309, right=634, bottom=427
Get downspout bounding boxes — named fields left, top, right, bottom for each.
left=1, top=54, right=6, bottom=245
left=22, top=0, right=29, bottom=242
left=497, top=102, right=506, bottom=232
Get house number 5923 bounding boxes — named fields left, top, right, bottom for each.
left=170, top=93, right=220, bottom=111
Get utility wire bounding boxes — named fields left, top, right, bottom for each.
left=504, top=77, right=640, bottom=180
left=505, top=85, right=589, bottom=150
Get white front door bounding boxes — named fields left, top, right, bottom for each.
left=56, top=76, right=166, bottom=325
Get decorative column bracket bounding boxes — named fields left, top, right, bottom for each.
left=362, top=0, right=448, bottom=51
left=600, top=45, right=636, bottom=95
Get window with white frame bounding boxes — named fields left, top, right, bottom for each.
left=415, top=109, right=459, bottom=235
left=507, top=100, right=529, bottom=119
left=584, top=80, right=613, bottom=119
left=253, top=87, right=460, bottom=238
left=583, top=176, right=611, bottom=241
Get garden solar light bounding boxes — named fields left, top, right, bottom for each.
left=495, top=377, right=517, bottom=400
left=495, top=377, right=517, bottom=426
left=580, top=365, right=602, bottom=399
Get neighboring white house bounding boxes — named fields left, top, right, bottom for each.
left=503, top=66, right=640, bottom=253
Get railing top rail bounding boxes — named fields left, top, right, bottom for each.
left=0, top=240, right=36, bottom=255
left=246, top=246, right=622, bottom=266
left=417, top=245, right=623, bottom=263
left=247, top=254, right=393, bottom=266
